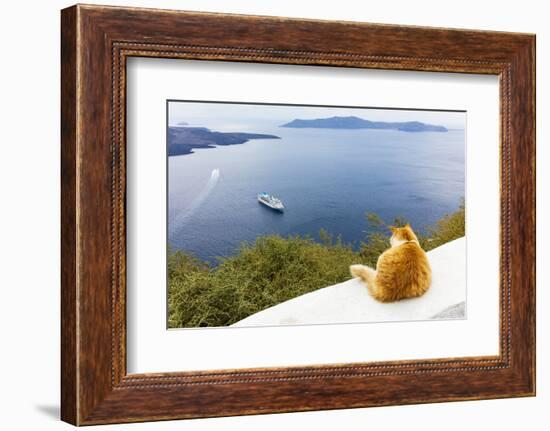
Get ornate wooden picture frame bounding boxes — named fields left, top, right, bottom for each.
left=61, top=4, right=535, bottom=425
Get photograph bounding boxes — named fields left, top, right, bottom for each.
left=167, top=101, right=466, bottom=329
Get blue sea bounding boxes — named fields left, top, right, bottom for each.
left=168, top=127, right=465, bottom=263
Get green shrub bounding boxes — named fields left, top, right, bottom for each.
left=424, top=199, right=465, bottom=250
left=168, top=234, right=367, bottom=328
left=359, top=200, right=465, bottom=264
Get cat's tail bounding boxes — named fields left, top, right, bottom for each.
left=349, top=264, right=382, bottom=300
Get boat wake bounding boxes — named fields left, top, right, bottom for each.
left=169, top=168, right=220, bottom=235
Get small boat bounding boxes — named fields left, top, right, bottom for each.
left=257, top=192, right=285, bottom=212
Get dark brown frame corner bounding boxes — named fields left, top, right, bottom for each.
left=61, top=4, right=536, bottom=426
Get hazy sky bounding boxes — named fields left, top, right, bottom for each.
left=168, top=101, right=466, bottom=132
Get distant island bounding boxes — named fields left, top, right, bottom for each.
left=281, top=115, right=448, bottom=132
left=168, top=126, right=280, bottom=156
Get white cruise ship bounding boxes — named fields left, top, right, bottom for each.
left=257, top=192, right=285, bottom=212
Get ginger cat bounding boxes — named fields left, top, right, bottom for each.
left=350, top=224, right=431, bottom=302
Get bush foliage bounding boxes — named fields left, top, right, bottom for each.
left=168, top=201, right=465, bottom=328
left=359, top=199, right=465, bottom=266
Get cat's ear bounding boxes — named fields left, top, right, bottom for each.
left=405, top=223, right=411, bottom=228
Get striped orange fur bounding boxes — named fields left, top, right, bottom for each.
left=350, top=224, right=431, bottom=302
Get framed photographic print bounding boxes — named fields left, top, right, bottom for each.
left=61, top=4, right=536, bottom=425
left=164, top=99, right=466, bottom=330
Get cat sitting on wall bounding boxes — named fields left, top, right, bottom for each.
left=350, top=224, right=431, bottom=302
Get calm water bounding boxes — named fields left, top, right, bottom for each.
left=168, top=127, right=465, bottom=263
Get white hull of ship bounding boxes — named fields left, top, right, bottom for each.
left=258, top=198, right=284, bottom=212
